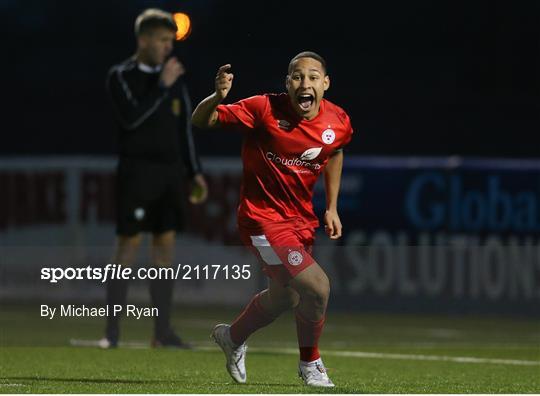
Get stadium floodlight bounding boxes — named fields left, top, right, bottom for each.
left=173, top=12, right=191, bottom=41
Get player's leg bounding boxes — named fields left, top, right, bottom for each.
left=104, top=157, right=151, bottom=348
left=149, top=230, right=190, bottom=348
left=146, top=163, right=191, bottom=348
left=151, top=230, right=175, bottom=266
left=289, top=263, right=334, bottom=387
left=289, top=263, right=329, bottom=357
left=150, top=230, right=174, bottom=340
left=259, top=278, right=300, bottom=315
left=103, top=233, right=142, bottom=347
left=212, top=279, right=299, bottom=383
left=230, top=278, right=299, bottom=345
left=221, top=229, right=301, bottom=346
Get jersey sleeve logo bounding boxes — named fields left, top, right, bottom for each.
left=171, top=99, right=181, bottom=116
left=321, top=128, right=336, bottom=144
left=299, top=147, right=322, bottom=161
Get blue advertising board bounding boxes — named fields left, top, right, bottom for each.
left=313, top=157, right=540, bottom=315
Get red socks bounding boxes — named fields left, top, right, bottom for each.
left=230, top=293, right=276, bottom=345
left=229, top=292, right=326, bottom=363
left=295, top=310, right=325, bottom=362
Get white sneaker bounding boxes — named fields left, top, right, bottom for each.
left=211, top=324, right=247, bottom=383
left=298, top=358, right=335, bottom=387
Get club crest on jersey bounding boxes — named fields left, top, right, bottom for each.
left=287, top=250, right=303, bottom=266
left=299, top=147, right=322, bottom=161
left=277, top=119, right=291, bottom=130
left=321, top=128, right=336, bottom=144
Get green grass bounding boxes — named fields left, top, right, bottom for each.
left=1, top=304, right=539, bottom=393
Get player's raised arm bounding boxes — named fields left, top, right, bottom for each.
left=192, top=64, right=234, bottom=129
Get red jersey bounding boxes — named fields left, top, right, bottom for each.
left=217, top=93, right=353, bottom=229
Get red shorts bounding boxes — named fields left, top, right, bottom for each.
left=238, top=219, right=316, bottom=285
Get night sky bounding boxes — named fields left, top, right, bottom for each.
left=3, top=0, right=539, bottom=158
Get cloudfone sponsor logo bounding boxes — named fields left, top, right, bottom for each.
left=266, top=147, right=322, bottom=170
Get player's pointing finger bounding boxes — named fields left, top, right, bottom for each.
left=217, top=64, right=232, bottom=74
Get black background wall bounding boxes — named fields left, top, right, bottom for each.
left=2, top=0, right=539, bottom=158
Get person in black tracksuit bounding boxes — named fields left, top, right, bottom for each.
left=103, top=8, right=208, bottom=348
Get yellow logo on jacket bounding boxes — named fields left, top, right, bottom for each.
left=171, top=99, right=181, bottom=116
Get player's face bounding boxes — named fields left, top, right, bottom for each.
left=286, top=57, right=330, bottom=120
left=138, top=28, right=175, bottom=66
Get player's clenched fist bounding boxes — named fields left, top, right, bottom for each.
left=215, top=64, right=234, bottom=100
left=160, top=57, right=185, bottom=88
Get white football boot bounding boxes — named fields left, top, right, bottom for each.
left=298, top=358, right=335, bottom=387
left=211, top=324, right=247, bottom=383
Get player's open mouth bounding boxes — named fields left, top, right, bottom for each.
left=297, top=94, right=314, bottom=111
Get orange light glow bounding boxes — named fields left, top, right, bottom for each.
left=173, top=13, right=191, bottom=41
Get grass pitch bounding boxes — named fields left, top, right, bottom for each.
left=1, top=304, right=539, bottom=393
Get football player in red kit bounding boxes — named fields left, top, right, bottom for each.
left=192, top=51, right=353, bottom=387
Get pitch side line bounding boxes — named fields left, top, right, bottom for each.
left=70, top=339, right=149, bottom=349
left=69, top=339, right=539, bottom=367
left=256, top=347, right=540, bottom=367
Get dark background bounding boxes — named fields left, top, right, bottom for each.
left=2, top=0, right=539, bottom=158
